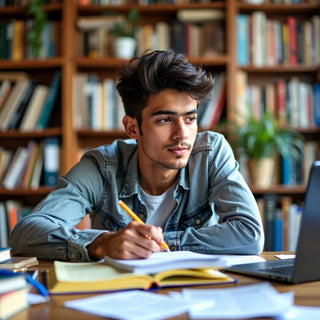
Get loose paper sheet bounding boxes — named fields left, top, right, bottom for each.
left=181, top=282, right=294, bottom=319
left=65, top=290, right=188, bottom=320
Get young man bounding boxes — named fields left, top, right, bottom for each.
left=10, top=50, right=264, bottom=261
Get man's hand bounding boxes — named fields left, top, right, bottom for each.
left=87, top=221, right=164, bottom=260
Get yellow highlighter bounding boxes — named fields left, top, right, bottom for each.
left=118, top=200, right=170, bottom=252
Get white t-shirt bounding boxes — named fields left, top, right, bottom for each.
left=141, top=181, right=177, bottom=229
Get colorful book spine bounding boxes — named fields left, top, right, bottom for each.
left=237, top=14, right=249, bottom=66
left=314, top=83, right=320, bottom=126
left=36, top=71, right=61, bottom=130
left=43, top=137, right=60, bottom=187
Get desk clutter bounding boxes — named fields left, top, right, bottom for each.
left=2, top=251, right=320, bottom=319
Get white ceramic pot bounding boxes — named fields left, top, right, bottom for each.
left=114, top=37, right=136, bottom=59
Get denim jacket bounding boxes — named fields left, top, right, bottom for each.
left=10, top=131, right=264, bottom=261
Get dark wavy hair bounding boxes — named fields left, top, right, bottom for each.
left=116, top=50, right=213, bottom=126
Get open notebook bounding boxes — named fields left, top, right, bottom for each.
left=225, top=161, right=320, bottom=284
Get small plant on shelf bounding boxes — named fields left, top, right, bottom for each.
left=230, top=110, right=304, bottom=187
left=108, top=9, right=139, bottom=39
left=108, top=10, right=139, bottom=59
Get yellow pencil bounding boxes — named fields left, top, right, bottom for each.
left=118, top=200, right=170, bottom=252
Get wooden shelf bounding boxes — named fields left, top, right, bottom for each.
left=239, top=65, right=319, bottom=73
left=77, top=2, right=226, bottom=15
left=250, top=184, right=306, bottom=195
left=237, top=2, right=320, bottom=13
left=0, top=187, right=54, bottom=196
left=0, top=128, right=62, bottom=139
left=0, top=58, right=63, bottom=70
left=76, top=55, right=229, bottom=69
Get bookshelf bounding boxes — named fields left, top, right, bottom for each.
left=0, top=0, right=319, bottom=247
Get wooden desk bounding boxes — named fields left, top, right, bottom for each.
left=11, top=252, right=320, bottom=320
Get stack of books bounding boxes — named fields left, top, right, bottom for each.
left=0, top=269, right=29, bottom=319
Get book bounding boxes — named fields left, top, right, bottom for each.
left=194, top=73, right=226, bottom=129
left=20, top=141, right=39, bottom=188
left=46, top=260, right=235, bottom=294
left=0, top=148, right=13, bottom=183
left=19, top=84, right=49, bottom=131
left=0, top=273, right=27, bottom=294
left=104, top=251, right=229, bottom=274
left=0, top=78, right=31, bottom=131
left=0, top=204, right=8, bottom=247
left=30, top=141, right=44, bottom=189
left=8, top=80, right=37, bottom=130
left=0, top=287, right=29, bottom=320
left=237, top=14, right=249, bottom=66
left=36, top=71, right=61, bottom=130
left=0, top=271, right=28, bottom=319
left=2, top=146, right=29, bottom=190
left=263, top=194, right=277, bottom=251
left=0, top=256, right=38, bottom=270
left=0, top=247, right=11, bottom=264
left=177, top=9, right=224, bottom=22
left=43, top=137, right=60, bottom=186
left=314, top=83, right=320, bottom=126
left=0, top=79, right=11, bottom=112
left=4, top=200, right=22, bottom=231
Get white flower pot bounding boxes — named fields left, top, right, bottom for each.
left=114, top=37, right=136, bottom=59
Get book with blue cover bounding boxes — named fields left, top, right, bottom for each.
left=0, top=247, right=11, bottom=264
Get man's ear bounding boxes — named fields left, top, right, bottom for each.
left=123, top=115, right=139, bottom=139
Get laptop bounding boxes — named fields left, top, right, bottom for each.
left=224, top=161, right=320, bottom=284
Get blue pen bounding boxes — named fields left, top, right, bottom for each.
left=0, top=269, right=49, bottom=299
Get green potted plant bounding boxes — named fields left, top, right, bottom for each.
left=108, top=10, right=139, bottom=59
left=231, top=110, right=304, bottom=187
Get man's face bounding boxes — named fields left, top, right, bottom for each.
left=136, top=89, right=198, bottom=171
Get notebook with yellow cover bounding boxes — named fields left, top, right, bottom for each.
left=46, top=261, right=236, bottom=295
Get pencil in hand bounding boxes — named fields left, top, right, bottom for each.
left=118, top=200, right=170, bottom=252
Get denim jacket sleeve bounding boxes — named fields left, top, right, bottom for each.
left=9, top=156, right=108, bottom=261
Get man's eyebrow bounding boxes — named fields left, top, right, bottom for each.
left=151, top=109, right=198, bottom=116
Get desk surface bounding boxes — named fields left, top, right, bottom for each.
left=11, top=252, right=320, bottom=320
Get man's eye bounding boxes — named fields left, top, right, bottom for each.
left=186, top=115, right=197, bottom=122
left=158, top=117, right=171, bottom=123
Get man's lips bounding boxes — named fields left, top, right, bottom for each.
left=167, top=145, right=191, bottom=156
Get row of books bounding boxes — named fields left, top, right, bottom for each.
left=78, top=0, right=216, bottom=5
left=235, top=71, right=320, bottom=128
left=73, top=71, right=227, bottom=131
left=0, top=200, right=31, bottom=247
left=0, top=138, right=60, bottom=190
left=77, top=9, right=225, bottom=59
left=197, top=72, right=226, bottom=129
left=0, top=0, right=59, bottom=6
left=239, top=140, right=320, bottom=186
left=0, top=20, right=60, bottom=60
left=73, top=73, right=125, bottom=130
left=237, top=13, right=320, bottom=66
left=280, top=140, right=320, bottom=186
left=257, top=195, right=303, bottom=252
left=262, top=0, right=319, bottom=3
left=0, top=71, right=61, bottom=132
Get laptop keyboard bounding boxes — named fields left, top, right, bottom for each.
left=264, top=265, right=293, bottom=275
left=259, top=263, right=294, bottom=275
